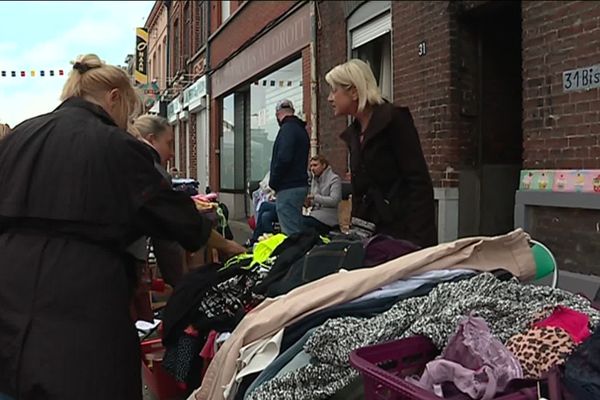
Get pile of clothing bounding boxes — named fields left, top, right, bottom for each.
left=407, top=305, right=596, bottom=399
left=184, top=229, right=540, bottom=399
left=243, top=274, right=600, bottom=400
left=157, top=228, right=600, bottom=400
left=160, top=230, right=420, bottom=393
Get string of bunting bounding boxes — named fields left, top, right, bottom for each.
left=0, top=69, right=65, bottom=78
left=253, top=80, right=303, bottom=87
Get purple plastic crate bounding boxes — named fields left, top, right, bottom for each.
left=349, top=336, right=537, bottom=400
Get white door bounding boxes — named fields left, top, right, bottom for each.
left=196, top=108, right=209, bottom=193
left=174, top=124, right=180, bottom=172
left=185, top=122, right=191, bottom=178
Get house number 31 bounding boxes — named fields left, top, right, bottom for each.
left=418, top=41, right=427, bottom=57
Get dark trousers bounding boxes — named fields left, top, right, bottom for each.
left=251, top=201, right=278, bottom=243
left=302, top=215, right=333, bottom=235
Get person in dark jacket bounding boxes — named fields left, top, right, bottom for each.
left=325, top=59, right=437, bottom=248
left=133, top=115, right=186, bottom=287
left=269, top=99, right=310, bottom=235
left=0, top=54, right=245, bottom=400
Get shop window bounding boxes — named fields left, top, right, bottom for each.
left=249, top=58, right=303, bottom=182
left=221, top=94, right=235, bottom=189
left=220, top=91, right=248, bottom=191
left=174, top=124, right=181, bottom=170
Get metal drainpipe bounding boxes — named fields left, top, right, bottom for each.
left=309, top=0, right=319, bottom=157
left=205, top=0, right=212, bottom=193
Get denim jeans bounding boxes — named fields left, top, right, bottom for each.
left=275, top=186, right=308, bottom=236
left=0, top=394, right=15, bottom=400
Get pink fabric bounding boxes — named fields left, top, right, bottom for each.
left=200, top=330, right=218, bottom=359
left=415, top=314, right=522, bottom=400
left=534, top=306, right=590, bottom=344
left=413, top=360, right=498, bottom=400
left=184, top=325, right=200, bottom=337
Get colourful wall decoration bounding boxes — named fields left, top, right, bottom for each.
left=520, top=169, right=600, bottom=193
left=520, top=170, right=555, bottom=191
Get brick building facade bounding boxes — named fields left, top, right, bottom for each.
left=146, top=1, right=168, bottom=92
left=519, top=1, right=600, bottom=278
left=206, top=1, right=312, bottom=219
left=315, top=0, right=600, bottom=276
left=162, top=0, right=210, bottom=191
left=146, top=0, right=600, bottom=277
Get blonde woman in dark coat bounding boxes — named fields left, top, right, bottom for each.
left=326, top=59, right=437, bottom=248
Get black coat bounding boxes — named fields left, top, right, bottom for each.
left=142, top=142, right=185, bottom=287
left=341, top=103, right=437, bottom=248
left=0, top=98, right=212, bottom=399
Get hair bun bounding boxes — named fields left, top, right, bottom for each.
left=73, top=62, right=92, bottom=74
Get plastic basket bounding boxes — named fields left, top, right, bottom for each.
left=141, top=338, right=186, bottom=400
left=349, top=336, right=537, bottom=400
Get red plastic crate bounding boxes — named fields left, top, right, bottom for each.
left=141, top=338, right=186, bottom=400
left=349, top=336, right=537, bottom=400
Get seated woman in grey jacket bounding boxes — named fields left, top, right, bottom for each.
left=303, top=155, right=342, bottom=234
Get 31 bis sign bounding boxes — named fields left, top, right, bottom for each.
left=135, top=27, right=148, bottom=85
left=563, top=65, right=600, bottom=92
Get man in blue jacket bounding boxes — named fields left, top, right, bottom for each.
left=269, top=99, right=310, bottom=235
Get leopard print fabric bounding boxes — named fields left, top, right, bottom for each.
left=506, top=326, right=575, bottom=379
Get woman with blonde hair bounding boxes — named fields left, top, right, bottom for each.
left=0, top=54, right=244, bottom=400
left=133, top=115, right=174, bottom=181
left=0, top=124, right=10, bottom=140
left=326, top=59, right=437, bottom=247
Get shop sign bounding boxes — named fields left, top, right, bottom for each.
left=212, top=5, right=310, bottom=97
left=138, top=81, right=160, bottom=107
left=134, top=27, right=148, bottom=85
left=183, top=75, right=207, bottom=111
left=167, top=96, right=182, bottom=124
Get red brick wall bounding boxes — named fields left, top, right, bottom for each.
left=302, top=47, right=311, bottom=129
left=392, top=1, right=461, bottom=187
left=209, top=1, right=297, bottom=69
left=231, top=0, right=243, bottom=14
left=210, top=1, right=220, bottom=35
left=522, top=1, right=600, bottom=169
left=170, top=1, right=184, bottom=75
left=315, top=1, right=349, bottom=178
